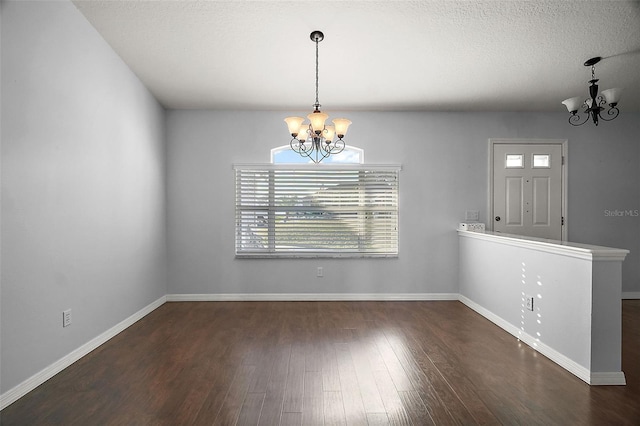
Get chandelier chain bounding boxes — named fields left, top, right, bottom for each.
left=315, top=37, right=320, bottom=109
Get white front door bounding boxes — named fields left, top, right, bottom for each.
left=492, top=143, right=564, bottom=240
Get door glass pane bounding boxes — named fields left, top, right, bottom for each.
left=505, top=154, right=524, bottom=168
left=533, top=154, right=550, bottom=168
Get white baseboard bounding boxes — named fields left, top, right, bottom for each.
left=166, top=293, right=459, bottom=302
left=458, top=295, right=625, bottom=386
left=0, top=295, right=167, bottom=410
left=622, top=292, right=640, bottom=300
left=590, top=372, right=627, bottom=385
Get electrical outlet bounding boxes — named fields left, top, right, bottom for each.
left=465, top=210, right=479, bottom=221
left=317, top=267, right=324, bottom=278
left=525, top=296, right=534, bottom=311
left=63, top=309, right=72, bottom=327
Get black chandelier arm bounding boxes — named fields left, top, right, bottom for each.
left=290, top=137, right=329, bottom=163
left=598, top=105, right=620, bottom=122
left=319, top=138, right=346, bottom=155
left=568, top=112, right=590, bottom=127
left=313, top=148, right=331, bottom=163
left=310, top=137, right=331, bottom=163
left=290, top=138, right=312, bottom=155
left=309, top=140, right=330, bottom=163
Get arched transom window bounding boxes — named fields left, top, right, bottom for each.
left=271, top=145, right=364, bottom=164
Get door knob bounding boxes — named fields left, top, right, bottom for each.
left=495, top=216, right=501, bottom=221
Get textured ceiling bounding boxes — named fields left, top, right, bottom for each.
left=72, top=0, right=640, bottom=112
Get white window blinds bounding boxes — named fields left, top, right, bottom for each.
left=234, top=164, right=400, bottom=257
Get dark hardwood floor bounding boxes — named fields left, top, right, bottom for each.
left=1, top=300, right=639, bottom=425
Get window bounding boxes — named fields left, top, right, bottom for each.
left=505, top=154, right=524, bottom=168
left=234, top=164, right=399, bottom=257
left=532, top=154, right=551, bottom=168
left=271, top=145, right=364, bottom=164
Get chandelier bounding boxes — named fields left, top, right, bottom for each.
left=561, top=57, right=622, bottom=126
left=284, top=31, right=352, bottom=163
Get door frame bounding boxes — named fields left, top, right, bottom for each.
left=488, top=138, right=568, bottom=241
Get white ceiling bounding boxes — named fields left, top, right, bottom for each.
left=72, top=0, right=640, bottom=112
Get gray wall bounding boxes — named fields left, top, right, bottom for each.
left=166, top=110, right=640, bottom=296
left=1, top=1, right=167, bottom=393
